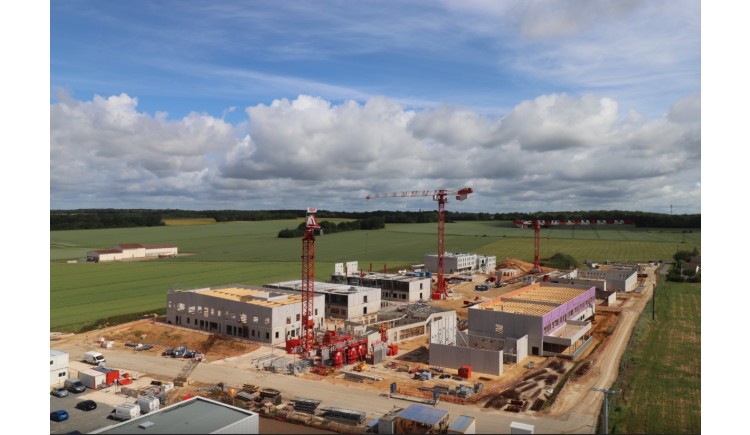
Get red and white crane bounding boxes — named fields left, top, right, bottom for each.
left=366, top=187, right=474, bottom=299
left=512, top=218, right=635, bottom=273
left=300, top=208, right=320, bottom=353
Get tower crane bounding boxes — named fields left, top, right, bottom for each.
left=513, top=218, right=635, bottom=273
left=300, top=208, right=320, bottom=353
left=366, top=187, right=474, bottom=299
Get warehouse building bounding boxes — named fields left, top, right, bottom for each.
left=263, top=280, right=381, bottom=323
left=86, top=243, right=178, bottom=262
left=50, top=349, right=69, bottom=386
left=332, top=270, right=431, bottom=302
left=166, top=285, right=325, bottom=345
left=423, top=253, right=496, bottom=274
left=91, top=396, right=259, bottom=434
left=469, top=282, right=596, bottom=358
left=576, top=265, right=638, bottom=292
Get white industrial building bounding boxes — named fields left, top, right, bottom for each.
left=166, top=285, right=325, bottom=345
left=263, top=280, right=381, bottom=323
left=468, top=282, right=596, bottom=358
left=91, top=396, right=259, bottom=434
left=86, top=243, right=178, bottom=262
left=424, top=253, right=496, bottom=274
left=50, top=349, right=69, bottom=386
left=575, top=265, right=638, bottom=292
left=332, top=270, right=431, bottom=303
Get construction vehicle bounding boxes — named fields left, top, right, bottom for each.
left=354, top=361, right=367, bottom=372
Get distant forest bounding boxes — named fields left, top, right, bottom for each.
left=50, top=208, right=700, bottom=231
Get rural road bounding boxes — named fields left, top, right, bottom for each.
left=53, top=266, right=659, bottom=434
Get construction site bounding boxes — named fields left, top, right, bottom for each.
left=51, top=194, right=659, bottom=434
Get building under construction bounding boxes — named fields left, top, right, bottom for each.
left=423, top=252, right=496, bottom=275
left=166, top=285, right=325, bottom=345
left=331, top=267, right=431, bottom=302
left=263, top=280, right=381, bottom=323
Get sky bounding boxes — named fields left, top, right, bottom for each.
left=48, top=0, right=701, bottom=214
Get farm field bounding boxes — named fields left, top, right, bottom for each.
left=50, top=220, right=700, bottom=332
left=607, top=281, right=701, bottom=434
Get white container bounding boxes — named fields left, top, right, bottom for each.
left=137, top=395, right=160, bottom=414
left=79, top=368, right=106, bottom=390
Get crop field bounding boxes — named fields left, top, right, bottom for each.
left=607, top=280, right=701, bottom=433
left=50, top=220, right=700, bottom=332
left=162, top=218, right=217, bottom=226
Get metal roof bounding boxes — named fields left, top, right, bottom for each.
left=91, top=396, right=257, bottom=434
left=398, top=404, right=448, bottom=426
left=448, top=415, right=475, bottom=432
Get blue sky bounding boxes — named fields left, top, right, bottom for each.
left=49, top=0, right=701, bottom=213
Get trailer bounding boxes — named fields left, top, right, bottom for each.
left=78, top=368, right=106, bottom=390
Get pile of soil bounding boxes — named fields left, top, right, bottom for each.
left=499, top=258, right=536, bottom=274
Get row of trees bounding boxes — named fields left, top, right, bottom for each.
left=51, top=208, right=701, bottom=231
left=277, top=216, right=386, bottom=238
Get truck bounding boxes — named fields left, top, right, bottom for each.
left=84, top=351, right=106, bottom=366
left=137, top=395, right=160, bottom=414
left=109, top=403, right=141, bottom=421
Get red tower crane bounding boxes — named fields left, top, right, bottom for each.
left=513, top=219, right=635, bottom=273
left=366, top=187, right=474, bottom=299
left=300, top=208, right=320, bottom=353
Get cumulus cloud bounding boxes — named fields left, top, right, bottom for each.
left=51, top=92, right=700, bottom=212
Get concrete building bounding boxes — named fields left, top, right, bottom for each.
left=332, top=272, right=431, bottom=302
left=86, top=243, right=178, bottom=262
left=91, top=396, right=259, bottom=434
left=263, top=280, right=381, bottom=323
left=469, top=282, right=596, bottom=358
left=50, top=349, right=69, bottom=386
left=424, top=253, right=496, bottom=275
left=166, top=285, right=325, bottom=345
left=577, top=265, right=638, bottom=292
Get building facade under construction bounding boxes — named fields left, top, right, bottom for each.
left=166, top=285, right=325, bottom=345
left=331, top=271, right=431, bottom=302
left=263, top=280, right=381, bottom=323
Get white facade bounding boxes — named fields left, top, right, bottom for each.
left=333, top=273, right=430, bottom=302
left=50, top=349, right=69, bottom=386
left=577, top=266, right=637, bottom=292
left=424, top=253, right=497, bottom=274
left=87, top=243, right=178, bottom=262
left=167, top=285, right=325, bottom=345
left=263, top=280, right=381, bottom=321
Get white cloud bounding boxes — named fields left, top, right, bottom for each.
left=51, top=92, right=700, bottom=213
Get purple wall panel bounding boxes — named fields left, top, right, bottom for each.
left=542, top=287, right=595, bottom=330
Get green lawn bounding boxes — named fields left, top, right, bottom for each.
left=607, top=280, right=701, bottom=434
left=50, top=220, right=700, bottom=332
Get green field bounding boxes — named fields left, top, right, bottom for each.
left=607, top=280, right=701, bottom=433
left=50, top=220, right=700, bottom=332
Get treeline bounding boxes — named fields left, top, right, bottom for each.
left=51, top=209, right=164, bottom=230
left=51, top=208, right=701, bottom=231
left=492, top=210, right=700, bottom=229
left=278, top=216, right=386, bottom=238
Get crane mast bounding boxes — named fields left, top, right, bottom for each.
left=366, top=187, right=473, bottom=300
left=300, top=208, right=320, bottom=353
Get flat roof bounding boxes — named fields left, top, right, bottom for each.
left=448, top=415, right=475, bottom=432
left=196, top=286, right=301, bottom=307
left=50, top=349, right=67, bottom=357
left=92, top=396, right=257, bottom=434
left=265, top=280, right=379, bottom=295
left=398, top=404, right=448, bottom=426
left=481, top=284, right=591, bottom=316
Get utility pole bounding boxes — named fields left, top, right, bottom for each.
left=592, top=387, right=621, bottom=434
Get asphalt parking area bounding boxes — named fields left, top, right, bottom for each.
left=49, top=388, right=128, bottom=434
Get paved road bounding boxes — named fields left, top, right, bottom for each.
left=53, top=266, right=659, bottom=434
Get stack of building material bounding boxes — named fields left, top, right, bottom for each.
left=320, top=407, right=367, bottom=425
left=291, top=398, right=321, bottom=414
left=257, top=388, right=282, bottom=405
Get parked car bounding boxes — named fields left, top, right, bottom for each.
left=135, top=344, right=153, bottom=351
left=51, top=387, right=69, bottom=398
left=75, top=400, right=97, bottom=411
left=183, top=350, right=196, bottom=358
left=64, top=379, right=86, bottom=394
left=50, top=410, right=69, bottom=422
left=162, top=348, right=174, bottom=357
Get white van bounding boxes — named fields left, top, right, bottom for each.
left=109, top=403, right=141, bottom=421
left=84, top=351, right=106, bottom=365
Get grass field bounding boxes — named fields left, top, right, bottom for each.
left=607, top=280, right=701, bottom=434
left=50, top=220, right=700, bottom=332
left=162, top=218, right=217, bottom=226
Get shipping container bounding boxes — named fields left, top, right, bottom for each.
left=78, top=368, right=106, bottom=390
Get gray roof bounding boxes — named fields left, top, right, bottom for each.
left=448, top=415, right=475, bottom=432
left=398, top=404, right=448, bottom=426
left=91, top=397, right=257, bottom=434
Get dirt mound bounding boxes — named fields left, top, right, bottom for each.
left=499, top=258, right=536, bottom=274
